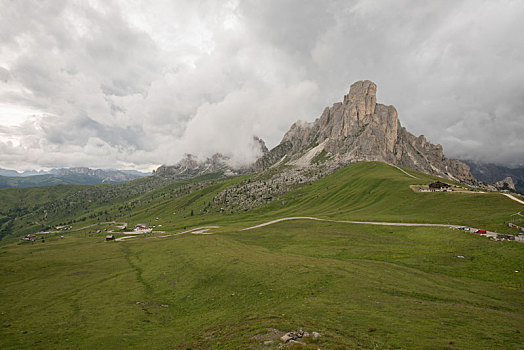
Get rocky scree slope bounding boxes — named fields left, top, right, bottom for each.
left=255, top=80, right=474, bottom=183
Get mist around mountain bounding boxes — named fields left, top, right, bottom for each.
left=0, top=167, right=150, bottom=188
left=0, top=168, right=58, bottom=177
left=2, top=81, right=515, bottom=194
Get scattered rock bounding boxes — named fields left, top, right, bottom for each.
left=280, top=333, right=294, bottom=343
left=456, top=255, right=465, bottom=259
left=280, top=329, right=319, bottom=345
left=264, top=340, right=273, bottom=345
left=134, top=301, right=169, bottom=308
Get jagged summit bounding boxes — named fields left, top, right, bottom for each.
left=256, top=80, right=474, bottom=182
left=153, top=135, right=269, bottom=181
left=153, top=153, right=251, bottom=182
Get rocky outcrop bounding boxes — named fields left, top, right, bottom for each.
left=255, top=80, right=475, bottom=182
left=494, top=176, right=516, bottom=190
left=253, top=136, right=269, bottom=155
left=154, top=136, right=268, bottom=182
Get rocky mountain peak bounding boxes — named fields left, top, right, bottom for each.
left=343, top=80, right=377, bottom=118
left=255, top=80, right=474, bottom=182
left=153, top=152, right=249, bottom=181
left=178, top=154, right=200, bottom=170
left=253, top=136, right=269, bottom=154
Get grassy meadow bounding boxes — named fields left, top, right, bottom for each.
left=0, top=162, right=523, bottom=349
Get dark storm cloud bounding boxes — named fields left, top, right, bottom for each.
left=0, top=0, right=523, bottom=171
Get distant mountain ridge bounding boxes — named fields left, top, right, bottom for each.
left=0, top=167, right=150, bottom=188
left=152, top=137, right=268, bottom=182
left=0, top=168, right=58, bottom=177
left=254, top=80, right=474, bottom=182
left=462, top=160, right=524, bottom=193
left=153, top=154, right=246, bottom=182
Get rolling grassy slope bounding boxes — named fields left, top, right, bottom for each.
left=113, top=162, right=523, bottom=235
left=0, top=161, right=523, bottom=348
left=0, top=221, right=522, bottom=348
left=0, top=172, right=227, bottom=240
left=255, top=162, right=522, bottom=231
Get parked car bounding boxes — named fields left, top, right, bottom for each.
left=475, top=229, right=487, bottom=234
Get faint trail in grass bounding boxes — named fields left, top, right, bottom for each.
left=120, top=244, right=153, bottom=295
left=388, top=163, right=417, bottom=178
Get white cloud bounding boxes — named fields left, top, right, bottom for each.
left=0, top=0, right=523, bottom=171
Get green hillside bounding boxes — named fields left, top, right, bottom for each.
left=0, top=162, right=523, bottom=349
left=102, top=161, right=523, bottom=236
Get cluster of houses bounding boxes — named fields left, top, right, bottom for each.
left=104, top=223, right=153, bottom=241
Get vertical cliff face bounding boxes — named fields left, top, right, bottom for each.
left=255, top=80, right=474, bottom=182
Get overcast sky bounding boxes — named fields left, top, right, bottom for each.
left=0, top=0, right=523, bottom=171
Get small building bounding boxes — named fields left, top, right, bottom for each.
left=105, top=235, right=115, bottom=241
left=429, top=181, right=450, bottom=191
left=134, top=224, right=149, bottom=231
left=22, top=234, right=37, bottom=242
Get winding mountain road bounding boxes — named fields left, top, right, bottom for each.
left=240, top=217, right=462, bottom=231
left=502, top=193, right=524, bottom=205
left=240, top=217, right=523, bottom=242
